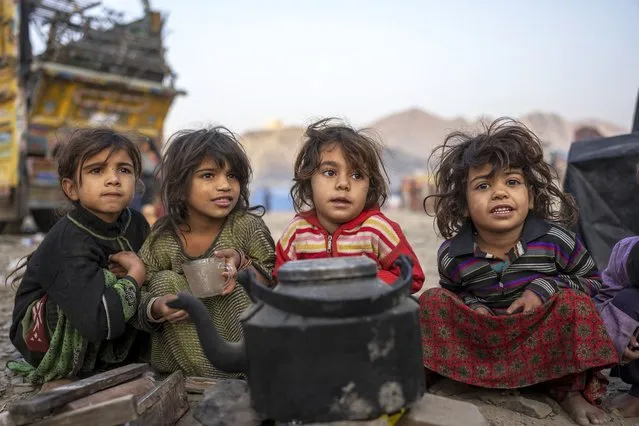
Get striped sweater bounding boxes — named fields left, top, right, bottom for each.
left=438, top=214, right=602, bottom=310
left=274, top=207, right=425, bottom=293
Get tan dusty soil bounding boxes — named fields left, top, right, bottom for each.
left=0, top=209, right=637, bottom=425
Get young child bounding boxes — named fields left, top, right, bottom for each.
left=419, top=118, right=617, bottom=426
left=593, top=236, right=639, bottom=417
left=135, top=127, right=276, bottom=378
left=274, top=118, right=424, bottom=292
left=8, top=128, right=149, bottom=384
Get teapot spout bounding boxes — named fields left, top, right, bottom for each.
left=167, top=292, right=247, bottom=373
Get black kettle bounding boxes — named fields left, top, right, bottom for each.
left=168, top=255, right=424, bottom=423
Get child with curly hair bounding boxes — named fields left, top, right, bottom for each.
left=419, top=118, right=617, bottom=426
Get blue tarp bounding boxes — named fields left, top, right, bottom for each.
left=251, top=186, right=294, bottom=212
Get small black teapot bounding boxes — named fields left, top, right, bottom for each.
left=168, top=255, right=424, bottom=423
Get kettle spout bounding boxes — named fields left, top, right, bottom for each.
left=167, top=292, right=247, bottom=373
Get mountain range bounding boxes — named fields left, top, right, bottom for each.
left=240, top=108, right=629, bottom=189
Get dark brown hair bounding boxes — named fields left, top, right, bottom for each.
left=290, top=118, right=390, bottom=213
left=6, top=128, right=142, bottom=287
left=424, top=117, right=578, bottom=239
left=56, top=128, right=143, bottom=193
left=150, top=127, right=259, bottom=243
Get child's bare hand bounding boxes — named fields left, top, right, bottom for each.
left=622, top=334, right=639, bottom=363
left=506, top=290, right=543, bottom=314
left=151, top=294, right=189, bottom=323
left=474, top=306, right=492, bottom=315
left=108, top=252, right=146, bottom=287
left=108, top=262, right=127, bottom=278
left=213, top=249, right=239, bottom=295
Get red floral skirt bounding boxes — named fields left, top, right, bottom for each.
left=419, top=288, right=618, bottom=403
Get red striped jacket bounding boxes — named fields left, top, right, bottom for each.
left=274, top=207, right=425, bottom=293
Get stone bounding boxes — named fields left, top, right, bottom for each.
left=428, top=378, right=475, bottom=397
left=478, top=394, right=552, bottom=419
left=192, top=379, right=262, bottom=426
left=305, top=420, right=388, bottom=426
left=12, top=385, right=35, bottom=394
left=397, top=393, right=489, bottom=426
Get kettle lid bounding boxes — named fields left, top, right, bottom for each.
left=247, top=255, right=415, bottom=318
left=277, top=256, right=377, bottom=282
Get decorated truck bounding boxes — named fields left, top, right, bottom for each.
left=0, top=0, right=184, bottom=232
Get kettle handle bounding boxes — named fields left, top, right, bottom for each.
left=237, top=254, right=414, bottom=318
left=389, top=254, right=414, bottom=291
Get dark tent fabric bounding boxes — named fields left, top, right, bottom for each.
left=563, top=133, right=639, bottom=271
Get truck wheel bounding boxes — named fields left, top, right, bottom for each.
left=31, top=209, right=59, bottom=233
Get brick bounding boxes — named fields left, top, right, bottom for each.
left=397, top=393, right=489, bottom=426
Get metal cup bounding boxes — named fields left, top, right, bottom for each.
left=182, top=257, right=230, bottom=298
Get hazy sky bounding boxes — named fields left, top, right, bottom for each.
left=101, top=0, right=637, bottom=137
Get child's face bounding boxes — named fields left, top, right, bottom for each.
left=186, top=157, right=240, bottom=225
left=465, top=164, right=533, bottom=237
left=61, top=148, right=136, bottom=223
left=311, top=144, right=369, bottom=234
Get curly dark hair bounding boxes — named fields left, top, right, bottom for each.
left=151, top=127, right=261, bottom=244
left=290, top=118, right=390, bottom=213
left=424, top=117, right=578, bottom=239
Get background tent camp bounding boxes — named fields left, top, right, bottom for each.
left=564, top=132, right=639, bottom=271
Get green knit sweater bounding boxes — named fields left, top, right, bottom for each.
left=136, top=211, right=275, bottom=378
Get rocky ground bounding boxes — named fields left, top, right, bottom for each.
left=0, top=210, right=637, bottom=425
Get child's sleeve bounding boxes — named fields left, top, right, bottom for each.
left=239, top=215, right=276, bottom=282
left=627, top=241, right=639, bottom=288
left=130, top=233, right=172, bottom=332
left=437, top=241, right=490, bottom=311
left=375, top=220, right=425, bottom=293
left=526, top=231, right=602, bottom=301
left=273, top=221, right=298, bottom=283
left=48, top=237, right=140, bottom=343
left=362, top=215, right=423, bottom=293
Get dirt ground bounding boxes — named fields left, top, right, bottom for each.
left=0, top=210, right=637, bottom=425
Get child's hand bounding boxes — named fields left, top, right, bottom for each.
left=506, top=290, right=543, bottom=314
left=108, top=262, right=127, bottom=278
left=108, top=252, right=146, bottom=288
left=151, top=294, right=189, bottom=323
left=213, top=249, right=239, bottom=296
left=623, top=332, right=639, bottom=363
left=474, top=306, right=492, bottom=315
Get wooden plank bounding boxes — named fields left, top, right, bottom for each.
left=31, top=395, right=138, bottom=426
left=184, top=376, right=217, bottom=394
left=134, top=370, right=189, bottom=426
left=7, top=363, right=148, bottom=424
left=58, top=376, right=155, bottom=413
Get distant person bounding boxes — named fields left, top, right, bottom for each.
left=419, top=118, right=617, bottom=426
left=7, top=129, right=150, bottom=384
left=264, top=187, right=272, bottom=212
left=139, top=139, right=160, bottom=205
left=130, top=139, right=160, bottom=219
left=134, top=127, right=275, bottom=378
left=272, top=118, right=425, bottom=293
